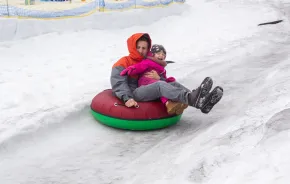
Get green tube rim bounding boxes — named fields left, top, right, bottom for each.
left=91, top=109, right=181, bottom=131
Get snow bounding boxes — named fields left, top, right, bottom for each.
left=1, top=0, right=290, bottom=183
left=0, top=3, right=187, bottom=41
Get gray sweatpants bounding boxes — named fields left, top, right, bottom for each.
left=133, top=81, right=192, bottom=104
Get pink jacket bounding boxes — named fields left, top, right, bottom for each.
left=120, top=58, right=175, bottom=87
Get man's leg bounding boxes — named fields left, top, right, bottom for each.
left=168, top=81, right=191, bottom=92
left=133, top=77, right=213, bottom=108
left=133, top=81, right=189, bottom=104
left=133, top=81, right=191, bottom=114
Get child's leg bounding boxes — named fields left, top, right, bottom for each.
left=160, top=96, right=168, bottom=104
left=162, top=98, right=188, bottom=115
left=160, top=96, right=182, bottom=115
left=161, top=96, right=188, bottom=115
left=165, top=100, right=187, bottom=115
left=159, top=93, right=188, bottom=115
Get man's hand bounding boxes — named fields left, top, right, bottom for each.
left=125, top=98, right=138, bottom=108
left=144, top=70, right=160, bottom=80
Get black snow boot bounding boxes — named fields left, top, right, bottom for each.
left=187, top=77, right=213, bottom=108
left=200, top=86, right=223, bottom=114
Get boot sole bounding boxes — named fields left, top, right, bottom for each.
left=195, top=77, right=213, bottom=109
left=201, top=86, right=223, bottom=114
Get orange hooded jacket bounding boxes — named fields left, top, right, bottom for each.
left=113, top=33, right=152, bottom=69
left=110, top=33, right=152, bottom=102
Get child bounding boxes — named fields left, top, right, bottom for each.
left=120, top=44, right=188, bottom=115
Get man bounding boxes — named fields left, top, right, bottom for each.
left=110, top=33, right=223, bottom=114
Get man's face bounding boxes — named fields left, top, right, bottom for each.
left=136, top=40, right=149, bottom=57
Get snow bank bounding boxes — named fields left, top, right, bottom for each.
left=0, top=0, right=185, bottom=18
left=0, top=3, right=188, bottom=42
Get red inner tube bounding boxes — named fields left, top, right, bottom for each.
left=91, top=89, right=173, bottom=120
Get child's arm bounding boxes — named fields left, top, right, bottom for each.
left=146, top=55, right=167, bottom=67
left=120, top=62, right=150, bottom=76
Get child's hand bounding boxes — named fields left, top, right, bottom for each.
left=120, top=66, right=136, bottom=76
left=166, top=77, right=176, bottom=83
left=120, top=69, right=129, bottom=76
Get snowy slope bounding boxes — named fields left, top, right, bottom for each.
left=1, top=0, right=290, bottom=183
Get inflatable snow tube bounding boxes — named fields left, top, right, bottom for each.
left=90, top=89, right=182, bottom=130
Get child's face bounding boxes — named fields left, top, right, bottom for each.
left=153, top=50, right=166, bottom=61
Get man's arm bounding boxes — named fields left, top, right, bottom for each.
left=111, top=65, right=134, bottom=103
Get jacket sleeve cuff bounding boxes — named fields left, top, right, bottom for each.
left=122, top=95, right=133, bottom=103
